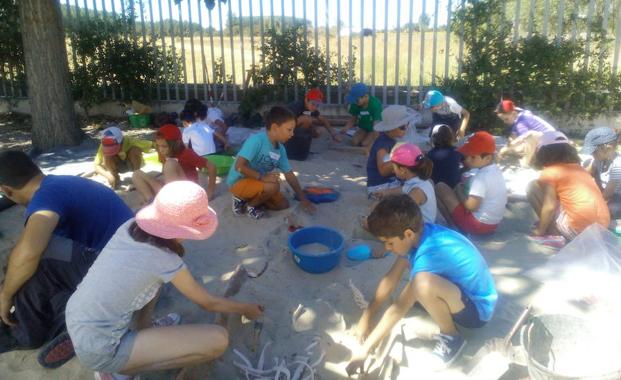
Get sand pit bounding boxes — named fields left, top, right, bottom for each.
left=0, top=133, right=559, bottom=379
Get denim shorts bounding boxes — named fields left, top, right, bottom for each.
left=72, top=329, right=137, bottom=373
left=452, top=292, right=486, bottom=328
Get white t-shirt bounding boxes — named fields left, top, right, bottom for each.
left=434, top=96, right=463, bottom=117
left=402, top=177, right=437, bottom=223
left=468, top=163, right=507, bottom=225
left=595, top=153, right=621, bottom=196
left=182, top=121, right=216, bottom=156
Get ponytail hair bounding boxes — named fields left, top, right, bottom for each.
left=128, top=221, right=185, bottom=257
left=395, top=155, right=434, bottom=180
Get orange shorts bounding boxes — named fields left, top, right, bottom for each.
left=229, top=178, right=286, bottom=210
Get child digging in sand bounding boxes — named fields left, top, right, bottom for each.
left=346, top=195, right=497, bottom=373
left=132, top=124, right=217, bottom=203
left=435, top=131, right=507, bottom=235
left=66, top=181, right=263, bottom=380
left=527, top=131, right=610, bottom=243
left=227, top=106, right=316, bottom=219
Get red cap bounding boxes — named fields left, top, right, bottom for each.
left=457, top=131, right=496, bottom=156
left=157, top=124, right=182, bottom=141
left=305, top=88, right=324, bottom=103
left=496, top=100, right=516, bottom=114
left=102, top=136, right=121, bottom=156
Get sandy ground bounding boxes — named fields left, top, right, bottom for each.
left=0, top=127, right=566, bottom=380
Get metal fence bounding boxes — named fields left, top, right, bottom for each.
left=2, top=0, right=621, bottom=105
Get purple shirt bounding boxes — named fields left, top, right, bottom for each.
left=512, top=110, right=555, bottom=136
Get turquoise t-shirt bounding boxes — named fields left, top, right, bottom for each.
left=408, top=223, right=498, bottom=321
left=227, top=131, right=292, bottom=186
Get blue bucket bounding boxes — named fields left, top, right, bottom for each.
left=288, top=226, right=345, bottom=274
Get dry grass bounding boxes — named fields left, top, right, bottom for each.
left=156, top=30, right=461, bottom=88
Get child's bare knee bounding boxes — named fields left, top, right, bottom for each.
left=412, top=272, right=435, bottom=298
left=207, top=326, right=229, bottom=357
left=263, top=182, right=280, bottom=195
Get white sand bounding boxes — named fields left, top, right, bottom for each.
left=295, top=243, right=332, bottom=256
left=0, top=133, right=581, bottom=380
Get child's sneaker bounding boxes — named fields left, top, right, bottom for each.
left=94, top=372, right=139, bottom=380
left=247, top=206, right=265, bottom=220
left=527, top=234, right=566, bottom=249
left=430, top=333, right=466, bottom=369
left=151, top=312, right=181, bottom=328
left=232, top=196, right=247, bottom=215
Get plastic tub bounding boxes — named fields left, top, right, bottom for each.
left=288, top=226, right=345, bottom=274
left=204, top=154, right=235, bottom=176
left=128, top=114, right=152, bottom=129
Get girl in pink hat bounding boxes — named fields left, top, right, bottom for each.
left=65, top=181, right=263, bottom=380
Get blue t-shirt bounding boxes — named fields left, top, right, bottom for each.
left=428, top=146, right=462, bottom=188
left=227, top=131, right=292, bottom=186
left=366, top=133, right=397, bottom=187
left=408, top=223, right=497, bottom=321
left=25, top=175, right=133, bottom=251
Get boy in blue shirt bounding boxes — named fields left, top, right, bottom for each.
left=227, top=106, right=316, bottom=219
left=346, top=195, right=497, bottom=373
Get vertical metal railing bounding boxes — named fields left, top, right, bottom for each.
left=3, top=0, right=619, bottom=103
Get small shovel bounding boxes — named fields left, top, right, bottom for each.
left=467, top=305, right=532, bottom=379
left=214, top=262, right=268, bottom=326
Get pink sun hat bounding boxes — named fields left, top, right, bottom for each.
left=390, top=143, right=424, bottom=167
left=136, top=181, right=218, bottom=240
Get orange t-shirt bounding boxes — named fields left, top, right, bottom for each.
left=539, top=163, right=610, bottom=233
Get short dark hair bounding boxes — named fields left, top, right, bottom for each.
left=0, top=150, right=42, bottom=188
left=196, top=103, right=208, bottom=119
left=264, top=106, right=295, bottom=130
left=533, top=143, right=580, bottom=169
left=367, top=194, right=423, bottom=238
left=180, top=109, right=196, bottom=123
left=431, top=124, right=454, bottom=148
left=128, top=221, right=185, bottom=257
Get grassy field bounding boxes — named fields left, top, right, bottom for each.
left=156, top=30, right=461, bottom=88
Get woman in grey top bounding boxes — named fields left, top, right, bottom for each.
left=66, top=181, right=263, bottom=380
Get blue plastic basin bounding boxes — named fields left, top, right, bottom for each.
left=288, top=226, right=345, bottom=274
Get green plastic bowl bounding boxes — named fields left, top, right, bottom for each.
left=204, top=154, right=235, bottom=176
left=128, top=114, right=152, bottom=129
left=142, top=150, right=160, bottom=165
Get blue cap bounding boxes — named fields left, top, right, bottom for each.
left=346, top=83, right=369, bottom=104
left=423, top=90, right=445, bottom=109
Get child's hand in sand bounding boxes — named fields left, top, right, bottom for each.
left=346, top=348, right=369, bottom=376
left=301, top=199, right=316, bottom=214
left=242, top=304, right=264, bottom=320
left=263, top=173, right=280, bottom=184
left=355, top=313, right=372, bottom=343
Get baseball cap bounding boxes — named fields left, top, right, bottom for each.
left=101, top=126, right=123, bottom=156
left=305, top=88, right=324, bottom=104
left=157, top=124, right=182, bottom=141
left=495, top=99, right=523, bottom=114
left=423, top=90, right=445, bottom=109
left=538, top=131, right=570, bottom=150
left=581, top=127, right=618, bottom=155
left=390, top=143, right=424, bottom=167
left=457, top=131, right=496, bottom=156
left=346, top=83, right=369, bottom=104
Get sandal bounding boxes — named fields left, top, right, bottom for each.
left=37, top=331, right=75, bottom=369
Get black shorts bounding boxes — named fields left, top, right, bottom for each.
left=452, top=292, right=486, bottom=328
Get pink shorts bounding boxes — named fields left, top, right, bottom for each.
left=452, top=204, right=498, bottom=235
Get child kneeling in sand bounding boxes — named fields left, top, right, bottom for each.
left=66, top=181, right=263, bottom=380
left=227, top=106, right=315, bottom=219
left=528, top=131, right=610, bottom=241
left=435, top=131, right=507, bottom=235
left=346, top=195, right=497, bottom=373
left=132, top=124, right=217, bottom=203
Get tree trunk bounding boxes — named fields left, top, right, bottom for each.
left=19, top=0, right=83, bottom=152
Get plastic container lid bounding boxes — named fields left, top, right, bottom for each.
left=347, top=244, right=372, bottom=261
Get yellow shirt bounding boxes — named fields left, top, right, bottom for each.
left=94, top=137, right=153, bottom=165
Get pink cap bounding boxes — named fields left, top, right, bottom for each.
left=390, top=143, right=424, bottom=167
left=136, top=181, right=218, bottom=240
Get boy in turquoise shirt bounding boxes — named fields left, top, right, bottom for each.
left=343, top=82, right=383, bottom=148
left=227, top=106, right=315, bottom=219
left=346, top=195, right=497, bottom=373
